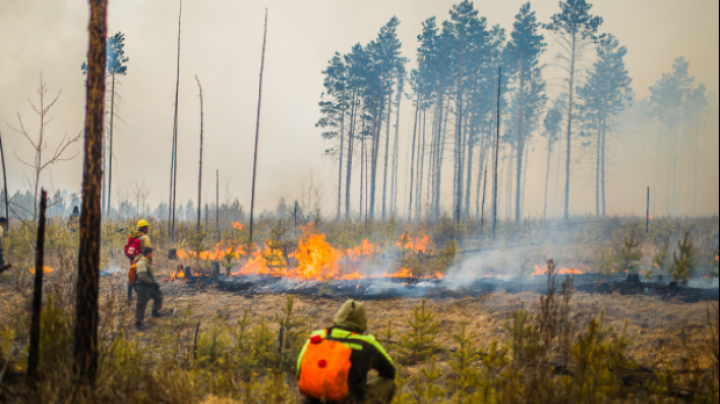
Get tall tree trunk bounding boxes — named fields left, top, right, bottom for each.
left=337, top=90, right=346, bottom=221
left=381, top=85, right=393, bottom=220
left=248, top=9, right=268, bottom=246
left=0, top=130, right=8, bottom=223
left=369, top=95, right=380, bottom=221
left=168, top=0, right=182, bottom=242
left=464, top=99, right=478, bottom=218
left=435, top=98, right=450, bottom=219
left=601, top=120, right=607, bottom=216
left=28, top=189, right=47, bottom=383
left=563, top=34, right=577, bottom=221
left=515, top=62, right=526, bottom=223
left=74, top=0, right=107, bottom=388
left=408, top=92, right=421, bottom=219
left=391, top=87, right=402, bottom=216
left=475, top=125, right=487, bottom=217
left=543, top=137, right=553, bottom=220
left=345, top=91, right=356, bottom=219
left=195, top=75, right=204, bottom=230
left=595, top=121, right=601, bottom=217
left=492, top=67, right=502, bottom=239
left=106, top=73, right=116, bottom=216
left=454, top=47, right=464, bottom=224
left=693, top=126, right=699, bottom=215
left=416, top=109, right=427, bottom=219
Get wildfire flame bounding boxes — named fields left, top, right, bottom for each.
left=532, top=265, right=583, bottom=277
left=232, top=222, right=243, bottom=230
left=177, top=241, right=246, bottom=261
left=396, top=232, right=432, bottom=254
left=29, top=266, right=54, bottom=275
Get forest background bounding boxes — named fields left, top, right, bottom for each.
left=0, top=0, right=718, bottom=223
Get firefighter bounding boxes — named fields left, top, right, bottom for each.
left=127, top=219, right=152, bottom=300
left=0, top=217, right=7, bottom=268
left=297, top=300, right=396, bottom=404
left=134, top=247, right=165, bottom=329
left=68, top=206, right=80, bottom=233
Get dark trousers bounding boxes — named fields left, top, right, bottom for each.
left=135, top=283, right=162, bottom=323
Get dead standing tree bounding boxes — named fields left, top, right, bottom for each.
left=0, top=130, right=8, bottom=224
left=7, top=75, right=80, bottom=220
left=168, top=0, right=182, bottom=242
left=248, top=9, right=268, bottom=247
left=195, top=75, right=204, bottom=230
left=74, top=0, right=107, bottom=390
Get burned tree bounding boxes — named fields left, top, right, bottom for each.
left=74, top=0, right=107, bottom=388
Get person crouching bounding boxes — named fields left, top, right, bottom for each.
left=297, top=299, right=396, bottom=404
left=134, top=247, right=165, bottom=329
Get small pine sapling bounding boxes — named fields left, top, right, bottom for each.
left=412, top=356, right=447, bottom=404
left=670, top=232, right=696, bottom=284
left=449, top=322, right=482, bottom=398
left=505, top=302, right=540, bottom=363
left=647, top=242, right=668, bottom=280
left=398, top=298, right=442, bottom=365
left=381, top=319, right=396, bottom=355
left=263, top=220, right=292, bottom=270
left=275, top=295, right=308, bottom=370
left=391, top=366, right=417, bottom=404
left=616, top=229, right=643, bottom=274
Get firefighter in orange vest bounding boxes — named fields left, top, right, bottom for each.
left=297, top=300, right=396, bottom=404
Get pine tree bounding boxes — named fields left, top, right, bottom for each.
left=542, top=97, right=564, bottom=219
left=398, top=298, right=442, bottom=365
left=616, top=229, right=643, bottom=274
left=650, top=242, right=669, bottom=278
left=413, top=356, right=447, bottom=404
left=670, top=232, right=696, bottom=284
left=506, top=2, right=546, bottom=223
left=578, top=34, right=632, bottom=217
left=545, top=0, right=603, bottom=220
left=449, top=322, right=482, bottom=398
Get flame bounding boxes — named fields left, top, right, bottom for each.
left=29, top=266, right=54, bottom=275
left=177, top=241, right=246, bottom=261
left=532, top=265, right=583, bottom=277
left=232, top=222, right=243, bottom=230
left=653, top=263, right=660, bottom=269
left=396, top=232, right=432, bottom=254
left=648, top=215, right=654, bottom=220
left=383, top=267, right=414, bottom=279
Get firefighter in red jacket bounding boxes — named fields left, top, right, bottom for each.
left=297, top=300, right=396, bottom=404
left=127, top=219, right=152, bottom=300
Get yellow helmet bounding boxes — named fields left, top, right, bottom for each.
left=137, top=219, right=150, bottom=230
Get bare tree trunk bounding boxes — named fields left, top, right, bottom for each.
left=464, top=104, right=477, bottom=218
left=391, top=87, right=402, bottom=216
left=248, top=9, right=268, bottom=246
left=107, top=73, right=116, bottom=216
left=693, top=126, right=699, bottom=215
left=215, top=170, right=219, bottom=229
left=416, top=109, right=427, bottom=219
left=337, top=90, right=346, bottom=221
left=27, top=189, right=47, bottom=383
left=168, top=0, right=182, bottom=242
left=74, top=0, right=107, bottom=389
left=381, top=85, right=393, bottom=220
left=408, top=91, right=421, bottom=220
left=475, top=125, right=488, bottom=218
left=563, top=34, right=577, bottom=221
left=492, top=67, right=502, bottom=239
left=601, top=119, right=607, bottom=216
left=515, top=62, right=526, bottom=223
left=345, top=91, right=356, bottom=219
left=195, top=75, right=204, bottom=230
left=480, top=167, right=487, bottom=235
left=543, top=137, right=553, bottom=220
left=595, top=121, right=601, bottom=217
left=369, top=95, right=380, bottom=221
left=0, top=130, right=8, bottom=223
left=454, top=47, right=464, bottom=225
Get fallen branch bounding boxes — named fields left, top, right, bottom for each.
left=0, top=264, right=12, bottom=275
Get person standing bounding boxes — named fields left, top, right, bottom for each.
left=134, top=247, right=165, bottom=330
left=125, top=219, right=152, bottom=300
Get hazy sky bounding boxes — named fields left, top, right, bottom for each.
left=1, top=0, right=718, bottom=218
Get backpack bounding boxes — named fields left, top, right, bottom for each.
left=298, top=330, right=353, bottom=401
left=125, top=236, right=142, bottom=260
left=128, top=262, right=137, bottom=285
